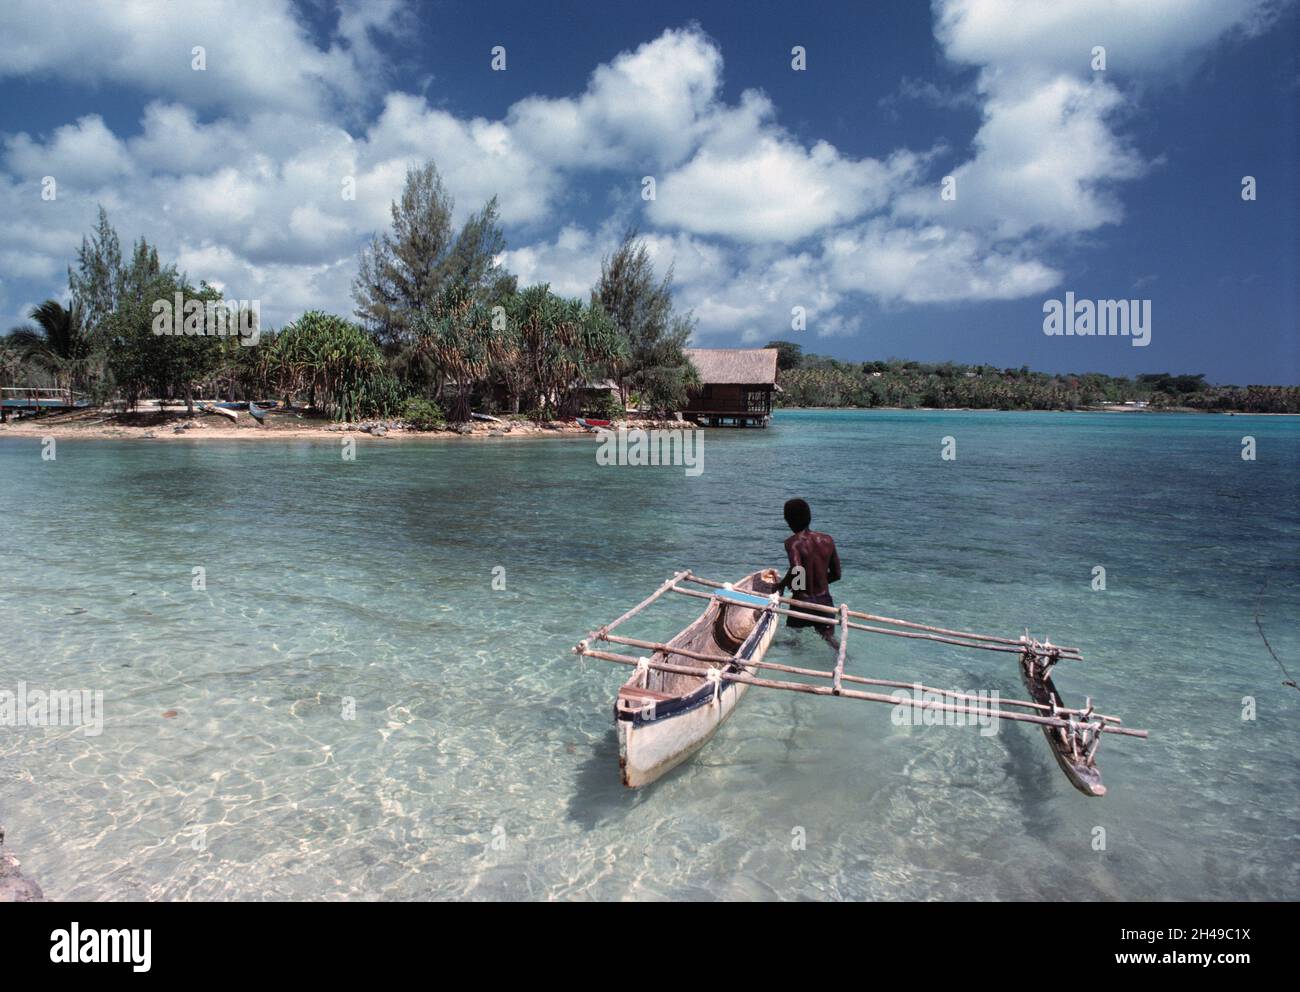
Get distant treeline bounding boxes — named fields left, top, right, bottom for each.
left=1, top=160, right=699, bottom=424
left=767, top=342, right=1300, bottom=414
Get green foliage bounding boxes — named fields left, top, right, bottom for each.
left=7, top=300, right=97, bottom=394
left=585, top=391, right=625, bottom=419
left=766, top=340, right=803, bottom=371
left=231, top=327, right=280, bottom=401
left=401, top=396, right=445, bottom=430
left=352, top=161, right=511, bottom=348
left=406, top=285, right=499, bottom=422
left=69, top=205, right=123, bottom=343
left=0, top=334, right=29, bottom=386
left=1174, top=385, right=1300, bottom=412
left=1138, top=372, right=1208, bottom=394
left=274, top=311, right=388, bottom=421
left=774, top=356, right=1300, bottom=413
left=508, top=284, right=626, bottom=418
left=636, top=353, right=699, bottom=414
left=103, top=238, right=233, bottom=410
left=357, top=372, right=409, bottom=419
left=593, top=228, right=696, bottom=413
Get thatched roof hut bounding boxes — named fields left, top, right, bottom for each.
left=684, top=348, right=779, bottom=386
left=681, top=348, right=778, bottom=426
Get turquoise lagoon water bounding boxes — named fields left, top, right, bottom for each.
left=0, top=409, right=1296, bottom=901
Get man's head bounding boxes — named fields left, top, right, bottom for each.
left=783, top=498, right=811, bottom=533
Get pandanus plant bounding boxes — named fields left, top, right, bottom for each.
left=275, top=311, right=387, bottom=421
left=407, top=285, right=497, bottom=423
left=506, top=285, right=625, bottom=419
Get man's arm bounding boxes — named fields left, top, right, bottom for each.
left=777, top=538, right=803, bottom=595
left=827, top=540, right=842, bottom=584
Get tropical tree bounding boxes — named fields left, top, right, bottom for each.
left=593, top=228, right=696, bottom=411
left=634, top=312, right=700, bottom=413
left=486, top=316, right=533, bottom=414
left=766, top=340, right=803, bottom=371
left=406, top=286, right=500, bottom=422
left=772, top=354, right=1228, bottom=411
left=352, top=161, right=513, bottom=348
left=68, top=204, right=123, bottom=343
left=508, top=285, right=625, bottom=419
left=0, top=334, right=27, bottom=386
left=104, top=239, right=236, bottom=412
left=555, top=299, right=627, bottom=417
left=7, top=300, right=96, bottom=395
left=273, top=311, right=392, bottom=421
left=226, top=328, right=279, bottom=402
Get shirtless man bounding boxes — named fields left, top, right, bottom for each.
left=776, top=498, right=841, bottom=648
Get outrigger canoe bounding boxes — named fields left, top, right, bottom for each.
left=575, top=569, right=1148, bottom=794
left=1019, top=649, right=1107, bottom=796
left=614, top=569, right=779, bottom=786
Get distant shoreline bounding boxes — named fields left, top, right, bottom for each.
left=778, top=405, right=1300, bottom=416
left=0, top=409, right=679, bottom=442
left=3, top=404, right=1296, bottom=443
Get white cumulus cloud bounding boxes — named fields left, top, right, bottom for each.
left=0, top=0, right=405, bottom=117
left=0, top=6, right=1289, bottom=342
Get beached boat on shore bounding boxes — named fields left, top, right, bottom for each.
left=213, top=400, right=278, bottom=411
left=197, top=401, right=237, bottom=422
left=575, top=570, right=1148, bottom=794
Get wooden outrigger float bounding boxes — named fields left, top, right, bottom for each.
left=574, top=569, right=1148, bottom=795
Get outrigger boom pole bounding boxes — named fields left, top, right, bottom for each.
left=593, top=630, right=1126, bottom=725
left=679, top=574, right=1082, bottom=656
left=573, top=570, right=1150, bottom=797
left=573, top=643, right=1148, bottom=740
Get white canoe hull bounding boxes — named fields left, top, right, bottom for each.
left=617, top=595, right=778, bottom=787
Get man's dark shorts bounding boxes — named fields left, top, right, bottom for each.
left=788, top=590, right=834, bottom=628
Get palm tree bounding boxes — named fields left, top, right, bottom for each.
left=7, top=300, right=95, bottom=396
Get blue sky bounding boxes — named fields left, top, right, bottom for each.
left=1, top=0, right=1296, bottom=383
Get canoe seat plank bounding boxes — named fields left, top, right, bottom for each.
left=619, top=687, right=675, bottom=702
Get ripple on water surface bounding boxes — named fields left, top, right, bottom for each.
left=1, top=412, right=1297, bottom=900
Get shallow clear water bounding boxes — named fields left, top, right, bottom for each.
left=1, top=410, right=1297, bottom=901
